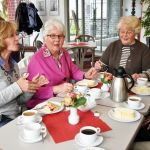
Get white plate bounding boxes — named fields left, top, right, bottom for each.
left=75, top=133, right=103, bottom=147
left=79, top=147, right=105, bottom=150
left=33, top=101, right=64, bottom=115
left=131, top=86, right=150, bottom=96
left=17, top=115, right=42, bottom=125
left=19, top=129, right=47, bottom=143
left=76, top=80, right=98, bottom=88
left=123, top=102, right=145, bottom=110
left=108, top=109, right=141, bottom=122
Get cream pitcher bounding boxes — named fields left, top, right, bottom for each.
left=110, top=67, right=134, bottom=102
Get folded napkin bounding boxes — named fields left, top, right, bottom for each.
left=95, top=82, right=103, bottom=88
left=43, top=110, right=111, bottom=143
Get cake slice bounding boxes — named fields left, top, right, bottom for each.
left=114, top=107, right=136, bottom=120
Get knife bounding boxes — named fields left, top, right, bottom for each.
left=97, top=103, right=116, bottom=108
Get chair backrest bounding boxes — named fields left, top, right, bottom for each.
left=33, top=33, right=39, bottom=47
left=35, top=40, right=43, bottom=49
left=75, top=34, right=95, bottom=42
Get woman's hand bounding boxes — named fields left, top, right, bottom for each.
left=53, top=83, right=74, bottom=94
left=84, top=67, right=97, bottom=79
left=16, top=73, right=49, bottom=93
left=32, top=74, right=49, bottom=87
left=94, top=61, right=103, bottom=71
left=16, top=75, right=40, bottom=93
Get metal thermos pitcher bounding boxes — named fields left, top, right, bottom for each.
left=110, top=67, right=134, bottom=102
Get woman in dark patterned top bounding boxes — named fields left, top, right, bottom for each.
left=95, top=16, right=150, bottom=79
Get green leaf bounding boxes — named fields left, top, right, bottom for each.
left=74, top=97, right=86, bottom=107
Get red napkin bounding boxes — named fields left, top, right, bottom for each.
left=95, top=82, right=103, bottom=88
left=69, top=42, right=88, bottom=46
left=43, top=110, right=111, bottom=143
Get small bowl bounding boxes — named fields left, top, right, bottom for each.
left=137, top=77, right=148, bottom=86
left=128, top=96, right=142, bottom=108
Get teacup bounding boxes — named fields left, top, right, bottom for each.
left=74, top=85, right=88, bottom=94
left=87, top=88, right=101, bottom=100
left=20, top=110, right=38, bottom=123
left=79, top=126, right=100, bottom=145
left=128, top=96, right=142, bottom=108
left=23, top=123, right=46, bottom=140
left=137, top=77, right=148, bottom=86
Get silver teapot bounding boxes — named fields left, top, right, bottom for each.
left=110, top=67, right=134, bottom=102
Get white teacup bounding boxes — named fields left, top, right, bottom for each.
left=137, top=77, right=148, bottom=86
left=74, top=85, right=88, bottom=94
left=23, top=123, right=46, bottom=140
left=87, top=88, right=101, bottom=100
left=20, top=110, right=38, bottom=123
left=128, top=96, right=142, bottom=108
left=79, top=126, right=100, bottom=145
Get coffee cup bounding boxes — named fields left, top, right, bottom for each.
left=79, top=126, right=100, bottom=145
left=87, top=88, right=101, bottom=99
left=128, top=96, right=142, bottom=108
left=23, top=123, right=46, bottom=140
left=74, top=85, right=88, bottom=94
left=20, top=110, right=38, bottom=123
left=137, top=77, right=148, bottom=86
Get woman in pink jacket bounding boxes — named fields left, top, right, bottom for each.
left=26, top=19, right=97, bottom=108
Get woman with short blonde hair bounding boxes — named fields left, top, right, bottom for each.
left=117, top=16, right=141, bottom=34
left=95, top=15, right=150, bottom=77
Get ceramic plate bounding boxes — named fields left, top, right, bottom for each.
left=75, top=133, right=103, bottom=147
left=108, top=109, right=141, bottom=122
left=131, top=86, right=150, bottom=96
left=76, top=79, right=98, bottom=88
left=79, top=147, right=105, bottom=150
left=33, top=101, right=64, bottom=115
left=19, top=129, right=47, bottom=143
left=123, top=102, right=145, bottom=110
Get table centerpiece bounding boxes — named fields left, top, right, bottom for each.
left=62, top=92, right=86, bottom=125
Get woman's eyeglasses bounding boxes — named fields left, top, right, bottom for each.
left=119, top=30, right=134, bottom=36
left=47, top=34, right=65, bottom=39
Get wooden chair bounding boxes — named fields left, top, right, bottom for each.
left=75, top=34, right=95, bottom=42
left=20, top=33, right=39, bottom=58
left=74, top=34, right=96, bottom=69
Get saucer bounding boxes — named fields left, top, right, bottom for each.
left=79, top=147, right=105, bottom=150
left=123, top=102, right=145, bottom=110
left=75, top=133, right=103, bottom=147
left=19, top=130, right=47, bottom=143
left=17, top=115, right=42, bottom=125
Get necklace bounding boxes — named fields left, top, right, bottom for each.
left=5, top=63, right=10, bottom=71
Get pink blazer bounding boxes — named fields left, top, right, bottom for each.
left=26, top=47, right=84, bottom=108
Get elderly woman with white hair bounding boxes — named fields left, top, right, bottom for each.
left=26, top=18, right=97, bottom=108
left=95, top=16, right=150, bottom=78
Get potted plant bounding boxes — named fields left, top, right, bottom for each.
left=141, top=0, right=150, bottom=48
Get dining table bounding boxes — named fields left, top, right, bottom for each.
left=0, top=94, right=146, bottom=150
left=63, top=41, right=97, bottom=69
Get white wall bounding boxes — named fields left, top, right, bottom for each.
left=122, top=0, right=142, bottom=17
left=29, top=0, right=66, bottom=44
